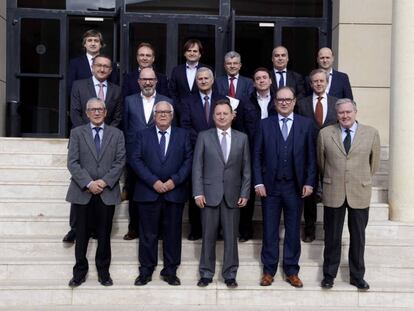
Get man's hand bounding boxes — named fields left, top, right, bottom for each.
left=153, top=180, right=166, bottom=193
left=88, top=180, right=104, bottom=195
left=302, top=185, right=313, bottom=198
left=164, top=179, right=176, bottom=191
left=237, top=197, right=248, bottom=208
left=255, top=185, right=267, bottom=197
left=195, top=195, right=206, bottom=208
left=95, top=179, right=107, bottom=189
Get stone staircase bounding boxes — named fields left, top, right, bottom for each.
left=0, top=137, right=413, bottom=310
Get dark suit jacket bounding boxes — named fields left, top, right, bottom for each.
left=305, top=69, right=353, bottom=100
left=122, top=70, right=169, bottom=98
left=70, top=77, right=123, bottom=128
left=271, top=69, right=306, bottom=99
left=130, top=126, right=193, bottom=203
left=296, top=94, right=338, bottom=130
left=66, top=123, right=126, bottom=205
left=67, top=54, right=118, bottom=94
left=180, top=91, right=227, bottom=146
left=253, top=114, right=317, bottom=192
left=215, top=75, right=254, bottom=100
left=168, top=63, right=210, bottom=105
left=192, top=128, right=251, bottom=208
left=123, top=93, right=173, bottom=155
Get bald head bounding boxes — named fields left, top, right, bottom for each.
left=317, top=47, right=334, bottom=71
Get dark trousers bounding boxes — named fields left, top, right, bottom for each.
left=125, top=164, right=139, bottom=233
left=303, top=193, right=317, bottom=234
left=199, top=200, right=240, bottom=280
left=261, top=180, right=303, bottom=276
left=138, top=198, right=184, bottom=277
left=239, top=188, right=256, bottom=238
left=73, top=196, right=115, bottom=281
left=323, top=202, right=369, bottom=281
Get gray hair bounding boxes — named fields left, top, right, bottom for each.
left=86, top=97, right=106, bottom=109
left=309, top=68, right=329, bottom=82
left=152, top=101, right=174, bottom=114
left=224, top=51, right=241, bottom=62
left=335, top=98, right=357, bottom=111
left=196, top=67, right=214, bottom=79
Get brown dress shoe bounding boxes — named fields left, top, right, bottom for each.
left=260, top=273, right=274, bottom=286
left=123, top=230, right=138, bottom=240
left=286, top=275, right=303, bottom=288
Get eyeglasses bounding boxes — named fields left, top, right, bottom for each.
left=154, top=110, right=172, bottom=115
left=139, top=78, right=157, bottom=82
left=93, top=63, right=111, bottom=70
left=87, top=108, right=105, bottom=113
left=276, top=98, right=294, bottom=104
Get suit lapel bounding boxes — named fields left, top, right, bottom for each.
left=163, top=127, right=175, bottom=162
left=99, top=125, right=113, bottom=160
left=152, top=129, right=164, bottom=162
left=348, top=123, right=363, bottom=155
left=82, top=55, right=92, bottom=76
left=331, top=125, right=347, bottom=156
left=82, top=125, right=98, bottom=160
left=135, top=96, right=147, bottom=126
left=105, top=81, right=113, bottom=104
left=211, top=129, right=226, bottom=164
left=87, top=78, right=97, bottom=97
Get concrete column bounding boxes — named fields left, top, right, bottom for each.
left=389, top=0, right=414, bottom=221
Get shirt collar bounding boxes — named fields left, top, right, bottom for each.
left=313, top=92, right=327, bottom=100
left=216, top=127, right=231, bottom=137
left=156, top=126, right=171, bottom=135
left=274, top=68, right=287, bottom=73
left=186, top=62, right=198, bottom=69
left=200, top=91, right=212, bottom=99
left=340, top=121, right=358, bottom=133
left=141, top=91, right=157, bottom=100
left=256, top=91, right=270, bottom=99
left=278, top=112, right=294, bottom=121
left=92, top=75, right=107, bottom=86
left=228, top=74, right=239, bottom=80
left=86, top=53, right=95, bottom=64
left=90, top=123, right=105, bottom=130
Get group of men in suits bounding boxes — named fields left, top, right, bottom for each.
left=63, top=31, right=380, bottom=290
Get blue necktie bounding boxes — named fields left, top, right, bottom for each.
left=277, top=71, right=285, bottom=88
left=159, top=131, right=166, bottom=160
left=94, top=127, right=101, bottom=155
left=281, top=118, right=289, bottom=141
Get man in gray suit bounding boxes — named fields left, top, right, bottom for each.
left=296, top=68, right=338, bottom=242
left=66, top=98, right=126, bottom=287
left=192, top=99, right=251, bottom=288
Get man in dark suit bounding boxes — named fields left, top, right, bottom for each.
left=193, top=100, right=251, bottom=288
left=306, top=47, right=353, bottom=99
left=180, top=67, right=227, bottom=240
left=131, top=101, right=192, bottom=286
left=169, top=39, right=210, bottom=120
left=67, top=29, right=117, bottom=94
left=122, top=67, right=173, bottom=241
left=66, top=97, right=126, bottom=288
left=122, top=42, right=169, bottom=98
left=254, top=87, right=317, bottom=288
left=216, top=51, right=254, bottom=100
left=270, top=46, right=306, bottom=99
left=63, top=54, right=123, bottom=243
left=296, top=68, right=338, bottom=242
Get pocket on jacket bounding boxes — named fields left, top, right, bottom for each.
left=323, top=177, right=332, bottom=184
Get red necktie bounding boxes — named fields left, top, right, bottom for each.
left=228, top=77, right=236, bottom=98
left=315, top=96, right=323, bottom=128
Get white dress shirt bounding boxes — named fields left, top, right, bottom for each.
left=186, top=62, right=198, bottom=91
left=278, top=113, right=294, bottom=135
left=141, top=91, right=157, bottom=124
left=92, top=76, right=108, bottom=101
left=257, top=92, right=271, bottom=119
left=312, top=92, right=328, bottom=124
left=274, top=68, right=287, bottom=87
left=326, top=68, right=333, bottom=94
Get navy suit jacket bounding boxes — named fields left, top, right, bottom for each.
left=305, top=69, right=353, bottom=100
left=296, top=94, right=338, bottom=130
left=130, top=126, right=193, bottom=203
left=67, top=54, right=118, bottom=93
left=180, top=91, right=227, bottom=146
left=215, top=75, right=254, bottom=100
left=123, top=93, right=172, bottom=155
left=271, top=69, right=306, bottom=99
left=122, top=70, right=169, bottom=98
left=253, top=114, right=317, bottom=193
left=70, top=77, right=122, bottom=128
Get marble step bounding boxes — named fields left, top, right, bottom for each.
left=0, top=279, right=411, bottom=308
left=0, top=138, right=68, bottom=154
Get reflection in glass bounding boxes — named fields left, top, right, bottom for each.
left=20, top=78, right=60, bottom=134
left=17, top=0, right=116, bottom=11
left=126, top=0, right=219, bottom=14
left=232, top=0, right=323, bottom=17
left=21, top=19, right=60, bottom=74
left=129, top=23, right=167, bottom=73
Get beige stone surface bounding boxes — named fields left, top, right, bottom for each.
left=331, top=0, right=340, bottom=30
left=352, top=87, right=390, bottom=145
left=0, top=1, right=5, bottom=19
left=338, top=0, right=392, bottom=24
left=337, top=24, right=392, bottom=87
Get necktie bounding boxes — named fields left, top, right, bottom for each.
left=204, top=95, right=210, bottom=123
left=221, top=131, right=228, bottom=162
left=344, top=129, right=351, bottom=154
left=228, top=77, right=236, bottom=97
left=281, top=118, right=289, bottom=141
left=159, top=131, right=166, bottom=160
left=277, top=71, right=285, bottom=88
left=315, top=96, right=324, bottom=128
left=94, top=127, right=101, bottom=155
left=97, top=83, right=105, bottom=101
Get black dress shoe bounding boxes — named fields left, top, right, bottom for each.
left=62, top=230, right=76, bottom=243
left=134, top=275, right=152, bottom=286
left=98, top=276, right=113, bottom=286
left=123, top=230, right=138, bottom=240
left=321, top=277, right=334, bottom=289
left=90, top=232, right=97, bottom=240
left=239, top=235, right=251, bottom=242
left=162, top=275, right=181, bottom=286
left=68, top=276, right=85, bottom=288
left=350, top=278, right=370, bottom=290
left=225, top=278, right=238, bottom=288
left=302, top=233, right=315, bottom=243
left=197, top=278, right=212, bottom=287
left=187, top=232, right=201, bottom=241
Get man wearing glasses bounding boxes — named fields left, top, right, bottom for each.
left=122, top=67, right=173, bottom=241
left=64, top=55, right=122, bottom=244
left=253, top=87, right=316, bottom=288
left=129, top=101, right=192, bottom=286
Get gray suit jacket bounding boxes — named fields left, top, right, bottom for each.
left=192, top=128, right=251, bottom=208
left=66, top=123, right=126, bottom=205
left=70, top=77, right=122, bottom=128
